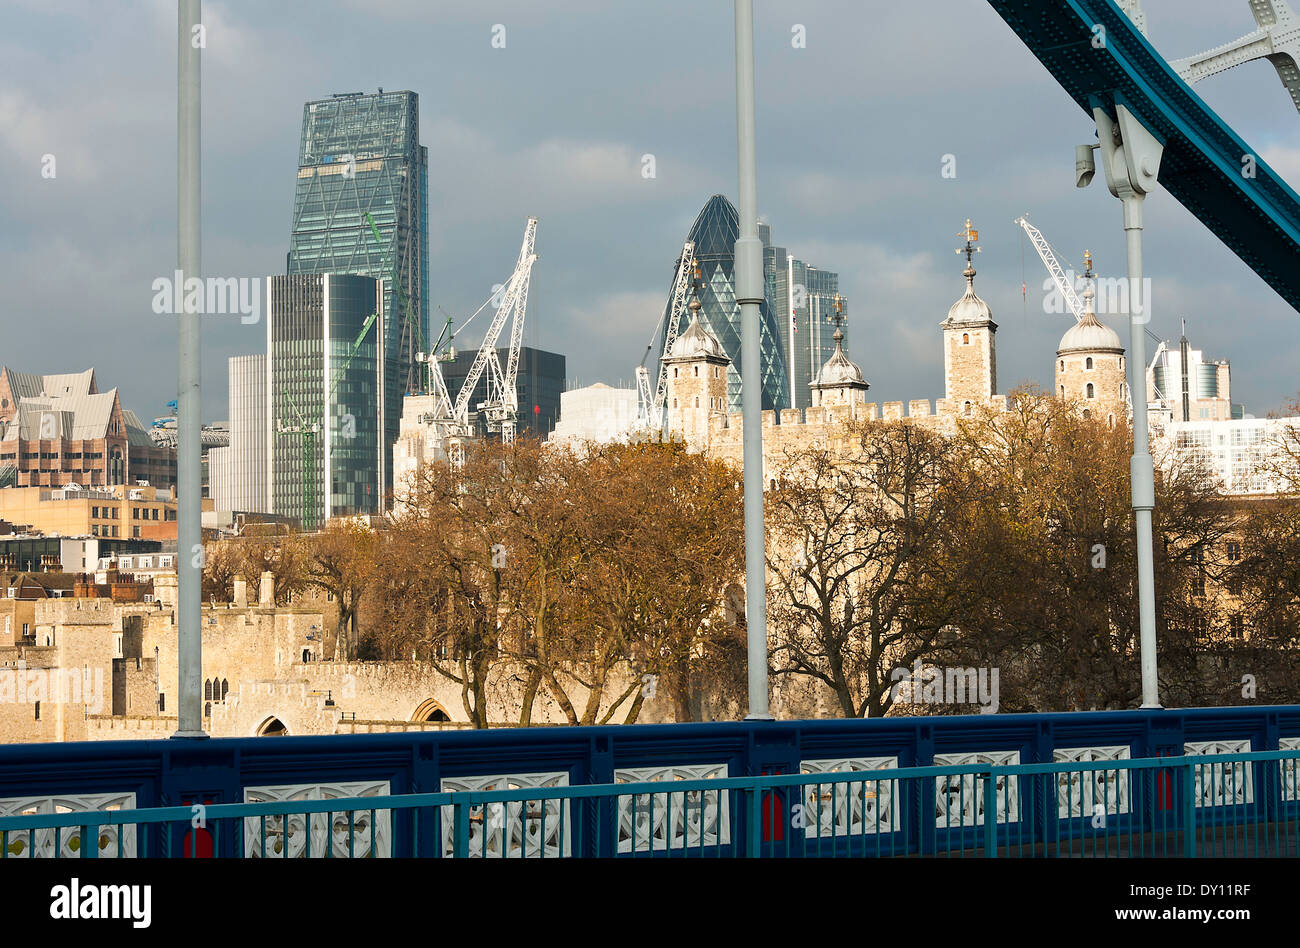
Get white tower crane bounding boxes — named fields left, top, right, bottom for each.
left=1015, top=215, right=1087, bottom=319
left=456, top=217, right=538, bottom=446
left=636, top=241, right=697, bottom=431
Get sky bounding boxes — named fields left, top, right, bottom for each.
left=2, top=0, right=1299, bottom=424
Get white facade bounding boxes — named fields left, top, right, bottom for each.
left=548, top=383, right=640, bottom=446
left=1158, top=416, right=1300, bottom=495
left=210, top=354, right=268, bottom=513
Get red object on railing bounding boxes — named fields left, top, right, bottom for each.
left=760, top=768, right=786, bottom=842
left=182, top=796, right=215, bottom=858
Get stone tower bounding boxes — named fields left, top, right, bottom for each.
left=663, top=297, right=729, bottom=452
left=942, top=219, right=998, bottom=417
left=1056, top=251, right=1127, bottom=426
left=810, top=295, right=869, bottom=409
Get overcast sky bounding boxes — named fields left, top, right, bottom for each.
left=2, top=0, right=1298, bottom=423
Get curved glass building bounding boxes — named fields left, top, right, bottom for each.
left=657, top=195, right=788, bottom=412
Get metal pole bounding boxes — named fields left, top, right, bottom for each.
left=733, top=0, right=771, bottom=720
left=175, top=0, right=206, bottom=738
left=1123, top=196, right=1160, bottom=709
left=1091, top=104, right=1163, bottom=709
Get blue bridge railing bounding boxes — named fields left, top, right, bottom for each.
left=2, top=750, right=1298, bottom=858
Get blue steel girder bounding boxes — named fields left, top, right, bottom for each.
left=987, top=0, right=1300, bottom=314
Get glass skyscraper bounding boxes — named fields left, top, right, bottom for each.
left=764, top=227, right=848, bottom=411
left=656, top=195, right=788, bottom=413
left=287, top=90, right=428, bottom=499
left=266, top=274, right=386, bottom=527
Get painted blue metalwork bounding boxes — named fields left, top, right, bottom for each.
left=3, top=751, right=1299, bottom=858
left=987, top=0, right=1300, bottom=312
left=0, top=706, right=1297, bottom=853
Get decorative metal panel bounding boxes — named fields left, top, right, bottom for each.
left=614, top=763, right=730, bottom=853
left=440, top=771, right=570, bottom=859
left=1053, top=744, right=1132, bottom=817
left=0, top=792, right=136, bottom=858
left=800, top=756, right=900, bottom=837
left=243, top=780, right=390, bottom=858
left=933, top=750, right=1021, bottom=827
left=1281, top=738, right=1300, bottom=802
left=1184, top=739, right=1254, bottom=807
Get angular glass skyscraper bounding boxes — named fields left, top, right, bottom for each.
left=656, top=195, right=788, bottom=413
left=764, top=227, right=848, bottom=411
left=287, top=91, right=427, bottom=500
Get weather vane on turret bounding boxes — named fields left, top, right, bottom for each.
left=829, top=292, right=847, bottom=342
left=1081, top=249, right=1097, bottom=317
left=688, top=260, right=704, bottom=319
left=956, top=218, right=981, bottom=286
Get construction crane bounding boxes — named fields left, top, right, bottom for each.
left=448, top=218, right=538, bottom=447
left=635, top=241, right=697, bottom=431
left=1016, top=214, right=1151, bottom=419
left=1015, top=215, right=1086, bottom=319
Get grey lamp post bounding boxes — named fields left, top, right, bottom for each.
left=733, top=0, right=772, bottom=720
left=175, top=0, right=206, bottom=738
left=1081, top=103, right=1165, bottom=709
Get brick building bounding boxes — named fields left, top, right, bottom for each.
left=0, top=367, right=176, bottom=490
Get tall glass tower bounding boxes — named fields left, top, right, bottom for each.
left=287, top=91, right=428, bottom=498
left=764, top=228, right=847, bottom=411
left=267, top=274, right=385, bottom=528
left=656, top=195, right=788, bottom=413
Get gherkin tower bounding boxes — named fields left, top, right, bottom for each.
left=656, top=195, right=789, bottom=412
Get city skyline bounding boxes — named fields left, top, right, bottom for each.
left=3, top=0, right=1300, bottom=425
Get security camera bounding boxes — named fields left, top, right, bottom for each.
left=1076, top=144, right=1098, bottom=189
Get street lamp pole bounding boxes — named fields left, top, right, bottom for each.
left=175, top=0, right=206, bottom=738
left=1087, top=103, right=1165, bottom=709
left=734, top=0, right=772, bottom=719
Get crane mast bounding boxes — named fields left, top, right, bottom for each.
left=637, top=241, right=696, bottom=430
left=468, top=217, right=537, bottom=444
left=1015, top=215, right=1086, bottom=318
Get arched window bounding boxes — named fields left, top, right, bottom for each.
left=204, top=701, right=211, bottom=718
left=1060, top=386, right=1065, bottom=398
left=962, top=333, right=970, bottom=345
left=672, top=398, right=678, bottom=408
left=694, top=396, right=700, bottom=407
left=693, top=366, right=699, bottom=377
left=1059, top=360, right=1064, bottom=372
left=302, top=648, right=310, bottom=663
left=1086, top=383, right=1095, bottom=399
left=1108, top=414, right=1115, bottom=428
left=673, top=367, right=678, bottom=378
left=963, top=401, right=972, bottom=416
left=1083, top=409, right=1091, bottom=420
left=713, top=366, right=719, bottom=378
left=1086, top=357, right=1093, bottom=370
left=204, top=679, right=212, bottom=701
left=221, top=679, right=228, bottom=699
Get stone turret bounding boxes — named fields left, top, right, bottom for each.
left=810, top=294, right=868, bottom=408
left=663, top=288, right=730, bottom=453
left=1055, top=251, right=1127, bottom=427
left=942, top=219, right=998, bottom=417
